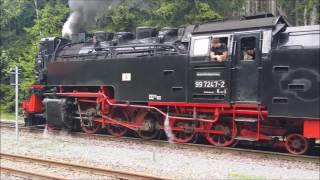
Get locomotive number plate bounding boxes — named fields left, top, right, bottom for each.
left=194, top=80, right=225, bottom=88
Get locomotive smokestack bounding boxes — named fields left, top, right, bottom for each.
left=62, top=0, right=119, bottom=39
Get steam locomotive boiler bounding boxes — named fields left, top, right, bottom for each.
left=22, top=14, right=320, bottom=154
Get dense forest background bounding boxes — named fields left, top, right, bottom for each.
left=1, top=0, right=319, bottom=113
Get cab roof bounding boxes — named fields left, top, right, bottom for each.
left=192, top=16, right=290, bottom=34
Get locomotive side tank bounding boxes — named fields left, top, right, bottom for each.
left=261, top=25, right=319, bottom=119
left=48, top=54, right=188, bottom=102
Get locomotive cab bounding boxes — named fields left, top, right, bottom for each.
left=189, top=34, right=233, bottom=103
left=188, top=27, right=270, bottom=104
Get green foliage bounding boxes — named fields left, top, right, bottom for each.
left=26, top=1, right=69, bottom=39
left=278, top=0, right=319, bottom=25
left=110, top=3, right=137, bottom=32
left=100, top=0, right=222, bottom=32
left=0, top=0, right=69, bottom=113
left=185, top=2, right=222, bottom=23
left=0, top=0, right=34, bottom=47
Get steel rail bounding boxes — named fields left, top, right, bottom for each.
left=1, top=122, right=319, bottom=164
left=0, top=166, right=66, bottom=180
left=0, top=152, right=167, bottom=180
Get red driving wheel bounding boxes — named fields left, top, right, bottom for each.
left=137, top=113, right=160, bottom=140
left=171, top=120, right=198, bottom=143
left=205, top=122, right=238, bottom=147
left=285, top=133, right=309, bottom=155
left=80, top=108, right=101, bottom=134
left=106, top=108, right=130, bottom=137
left=81, top=119, right=101, bottom=134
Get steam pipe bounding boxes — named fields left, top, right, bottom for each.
left=51, top=39, right=62, bottom=62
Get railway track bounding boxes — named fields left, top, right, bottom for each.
left=1, top=121, right=319, bottom=164
left=1, top=166, right=65, bottom=180
left=0, top=152, right=165, bottom=180
left=0, top=120, right=24, bottom=126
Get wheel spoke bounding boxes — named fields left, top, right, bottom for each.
left=206, top=122, right=237, bottom=147
left=107, top=109, right=129, bottom=137
left=171, top=121, right=197, bottom=143
left=137, top=115, right=160, bottom=140
left=285, top=133, right=309, bottom=155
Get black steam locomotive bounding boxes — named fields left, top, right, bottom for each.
left=22, top=14, right=320, bottom=154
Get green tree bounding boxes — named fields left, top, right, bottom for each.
left=26, top=1, right=69, bottom=39
left=109, top=2, right=137, bottom=32
left=0, top=0, right=69, bottom=113
left=185, top=2, right=222, bottom=23
left=98, top=0, right=222, bottom=32
left=0, top=0, right=35, bottom=47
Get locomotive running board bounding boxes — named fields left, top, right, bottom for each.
left=235, top=136, right=258, bottom=141
left=235, top=118, right=258, bottom=122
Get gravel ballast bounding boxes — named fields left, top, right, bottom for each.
left=1, top=127, right=319, bottom=179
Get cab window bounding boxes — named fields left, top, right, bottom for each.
left=208, top=36, right=230, bottom=61
left=191, top=35, right=231, bottom=61
left=192, top=38, right=210, bottom=56
left=240, top=36, right=256, bottom=61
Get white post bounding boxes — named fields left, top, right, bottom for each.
left=15, top=66, right=19, bottom=141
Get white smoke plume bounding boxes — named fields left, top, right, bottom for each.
left=62, top=0, right=119, bottom=39
left=164, top=112, right=174, bottom=143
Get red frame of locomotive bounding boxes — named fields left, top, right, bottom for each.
left=22, top=85, right=320, bottom=154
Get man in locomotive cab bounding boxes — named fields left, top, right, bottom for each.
left=209, top=37, right=228, bottom=62
left=243, top=47, right=256, bottom=60
left=241, top=37, right=256, bottom=61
